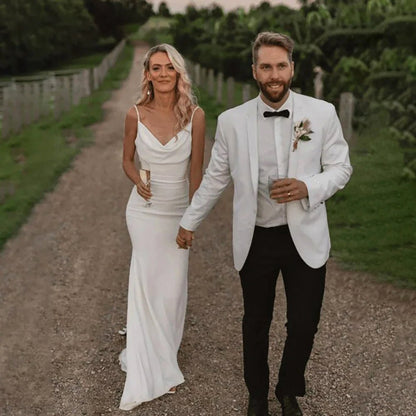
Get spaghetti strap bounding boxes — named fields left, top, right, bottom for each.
left=190, top=106, right=199, bottom=124
left=134, top=105, right=140, bottom=122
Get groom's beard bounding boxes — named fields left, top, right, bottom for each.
left=257, top=77, right=292, bottom=103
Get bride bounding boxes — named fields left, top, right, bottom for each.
left=119, top=43, right=205, bottom=411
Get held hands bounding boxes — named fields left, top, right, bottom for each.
left=270, top=178, right=308, bottom=203
left=176, top=226, right=194, bottom=250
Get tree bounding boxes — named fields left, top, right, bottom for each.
left=84, top=0, right=153, bottom=40
left=158, top=1, right=170, bottom=17
left=0, top=0, right=98, bottom=74
left=169, top=0, right=415, bottom=177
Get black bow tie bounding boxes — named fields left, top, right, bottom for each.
left=263, top=109, right=290, bottom=118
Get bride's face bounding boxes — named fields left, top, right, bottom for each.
left=147, top=52, right=178, bottom=95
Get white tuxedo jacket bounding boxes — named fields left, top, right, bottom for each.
left=180, top=92, right=352, bottom=270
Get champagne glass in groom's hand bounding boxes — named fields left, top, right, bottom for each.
left=269, top=174, right=309, bottom=203
left=268, top=172, right=287, bottom=203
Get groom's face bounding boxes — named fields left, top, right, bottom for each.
left=252, top=45, right=294, bottom=106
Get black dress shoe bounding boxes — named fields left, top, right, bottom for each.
left=247, top=397, right=269, bottom=416
left=276, top=394, right=303, bottom=416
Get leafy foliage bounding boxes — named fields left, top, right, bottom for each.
left=158, top=1, right=171, bottom=17
left=84, top=0, right=153, bottom=41
left=169, top=0, right=416, bottom=178
left=132, top=16, right=173, bottom=46
left=0, top=0, right=153, bottom=75
left=0, top=0, right=98, bottom=74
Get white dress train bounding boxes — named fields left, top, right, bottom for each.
left=119, top=106, right=197, bottom=410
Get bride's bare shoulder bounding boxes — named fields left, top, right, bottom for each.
left=191, top=106, right=205, bottom=123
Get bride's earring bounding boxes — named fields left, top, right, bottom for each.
left=147, top=81, right=152, bottom=96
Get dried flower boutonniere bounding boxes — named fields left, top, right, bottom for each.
left=293, top=119, right=313, bottom=151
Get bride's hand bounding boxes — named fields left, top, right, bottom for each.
left=136, top=178, right=152, bottom=200
left=176, top=226, right=194, bottom=249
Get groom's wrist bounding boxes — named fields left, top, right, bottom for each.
left=179, top=220, right=195, bottom=232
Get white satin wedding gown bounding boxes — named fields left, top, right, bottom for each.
left=119, top=106, right=197, bottom=410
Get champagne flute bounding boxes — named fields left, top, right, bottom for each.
left=139, top=169, right=152, bottom=207
left=268, top=171, right=287, bottom=202
left=268, top=174, right=279, bottom=194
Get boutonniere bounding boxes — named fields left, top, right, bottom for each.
left=293, top=119, right=313, bottom=151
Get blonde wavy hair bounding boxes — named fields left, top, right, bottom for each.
left=137, top=44, right=197, bottom=130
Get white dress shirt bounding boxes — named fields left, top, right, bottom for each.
left=256, top=92, right=293, bottom=227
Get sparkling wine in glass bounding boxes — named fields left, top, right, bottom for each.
left=139, top=169, right=152, bottom=207
left=268, top=172, right=287, bottom=202
left=268, top=174, right=279, bottom=194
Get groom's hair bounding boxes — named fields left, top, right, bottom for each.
left=252, top=32, right=294, bottom=65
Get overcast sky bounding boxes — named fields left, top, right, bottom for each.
left=150, top=0, right=300, bottom=13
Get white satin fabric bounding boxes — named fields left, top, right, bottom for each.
left=119, top=108, right=195, bottom=411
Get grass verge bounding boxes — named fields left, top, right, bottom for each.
left=55, top=38, right=119, bottom=70
left=130, top=16, right=173, bottom=46
left=0, top=44, right=134, bottom=250
left=194, top=88, right=226, bottom=138
left=197, top=86, right=416, bottom=288
left=194, top=82, right=256, bottom=138
left=326, top=119, right=416, bottom=288
left=130, top=16, right=173, bottom=45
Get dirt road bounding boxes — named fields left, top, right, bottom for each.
left=0, top=46, right=415, bottom=416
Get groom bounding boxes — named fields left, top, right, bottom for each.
left=177, top=32, right=352, bottom=416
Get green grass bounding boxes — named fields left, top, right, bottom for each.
left=123, top=23, right=141, bottom=36
left=326, top=122, right=416, bottom=288
left=194, top=80, right=256, bottom=137
left=55, top=52, right=111, bottom=70
left=139, top=16, right=172, bottom=31
left=198, top=84, right=416, bottom=288
left=0, top=52, right=108, bottom=79
left=130, top=16, right=173, bottom=45
left=49, top=39, right=119, bottom=72
left=0, top=44, right=134, bottom=250
left=194, top=88, right=226, bottom=138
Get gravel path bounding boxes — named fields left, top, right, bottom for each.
left=0, top=46, right=415, bottom=416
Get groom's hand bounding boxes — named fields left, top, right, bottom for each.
left=176, top=226, right=194, bottom=249
left=270, top=178, right=308, bottom=203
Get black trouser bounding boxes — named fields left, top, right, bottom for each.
left=239, top=225, right=326, bottom=400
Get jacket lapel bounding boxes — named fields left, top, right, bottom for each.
left=244, top=94, right=306, bottom=188
left=245, top=99, right=259, bottom=193
left=288, top=92, right=304, bottom=178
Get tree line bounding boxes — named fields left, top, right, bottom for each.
left=0, top=0, right=153, bottom=75
left=169, top=0, right=416, bottom=179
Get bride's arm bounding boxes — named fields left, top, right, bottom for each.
left=189, top=107, right=206, bottom=201
left=122, top=107, right=151, bottom=200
